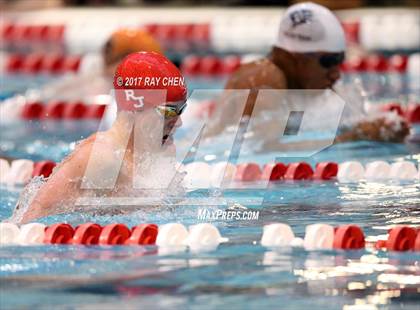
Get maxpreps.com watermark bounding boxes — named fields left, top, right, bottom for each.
left=197, top=208, right=260, bottom=221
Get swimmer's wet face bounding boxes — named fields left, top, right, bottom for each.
left=156, top=101, right=187, bottom=145
left=294, top=51, right=343, bottom=89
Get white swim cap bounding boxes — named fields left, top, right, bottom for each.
left=274, top=2, right=346, bottom=53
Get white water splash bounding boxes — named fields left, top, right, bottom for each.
left=8, top=176, right=45, bottom=224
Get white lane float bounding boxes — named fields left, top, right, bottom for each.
left=186, top=223, right=228, bottom=252
left=17, top=223, right=46, bottom=245
left=7, top=159, right=34, bottom=185
left=156, top=223, right=189, bottom=248
left=183, top=161, right=212, bottom=189
left=261, top=223, right=295, bottom=247
left=337, top=161, right=365, bottom=183
left=389, top=161, right=418, bottom=181
left=364, top=161, right=391, bottom=181
left=210, top=161, right=236, bottom=188
left=303, top=224, right=334, bottom=250
left=0, top=223, right=20, bottom=245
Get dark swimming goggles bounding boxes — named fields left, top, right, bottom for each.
left=155, top=101, right=187, bottom=118
left=303, top=52, right=345, bottom=69
left=318, top=52, right=345, bottom=68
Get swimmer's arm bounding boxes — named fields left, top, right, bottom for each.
left=20, top=145, right=115, bottom=223
left=336, top=117, right=410, bottom=143
left=19, top=154, right=89, bottom=223
left=259, top=138, right=333, bottom=153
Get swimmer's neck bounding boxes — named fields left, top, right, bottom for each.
left=268, top=47, right=300, bottom=89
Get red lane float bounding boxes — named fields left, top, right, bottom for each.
left=73, top=223, right=102, bottom=245
left=20, top=101, right=106, bottom=120
left=389, top=54, right=408, bottom=73
left=415, top=230, right=420, bottom=251
left=228, top=162, right=339, bottom=182
left=375, top=102, right=419, bottom=124
left=6, top=54, right=24, bottom=72
left=144, top=23, right=210, bottom=48
left=22, top=54, right=44, bottom=74
left=174, top=24, right=194, bottom=42
left=126, top=224, right=158, bottom=245
left=40, top=223, right=160, bottom=246
left=16, top=221, right=420, bottom=252
left=284, top=162, right=314, bottom=180
left=222, top=55, right=241, bottom=74
left=44, top=223, right=74, bottom=244
left=386, top=226, right=417, bottom=251
left=63, top=101, right=88, bottom=119
left=366, top=54, right=388, bottom=72
left=375, top=226, right=417, bottom=251
left=32, top=161, right=56, bottom=178
left=235, top=163, right=262, bottom=182
left=21, top=101, right=44, bottom=119
left=42, top=100, right=66, bottom=119
left=341, top=54, right=407, bottom=73
left=261, top=163, right=288, bottom=181
left=334, top=225, right=365, bottom=250
left=381, top=102, right=405, bottom=116
left=314, top=162, right=338, bottom=180
left=345, top=56, right=367, bottom=72
left=342, top=22, right=359, bottom=43
left=181, top=55, right=201, bottom=75
left=2, top=23, right=65, bottom=43
left=181, top=55, right=241, bottom=76
left=405, top=103, right=420, bottom=123
left=41, top=54, right=65, bottom=73
left=46, top=24, right=65, bottom=42
left=61, top=55, right=81, bottom=73
left=99, top=224, right=131, bottom=245
left=4, top=54, right=81, bottom=74
left=84, top=104, right=107, bottom=119
left=200, top=56, right=223, bottom=75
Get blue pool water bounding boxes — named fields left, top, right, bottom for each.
left=1, top=118, right=419, bottom=309
left=1, top=74, right=420, bottom=309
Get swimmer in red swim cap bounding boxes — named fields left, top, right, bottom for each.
left=14, top=52, right=187, bottom=223
left=206, top=2, right=409, bottom=143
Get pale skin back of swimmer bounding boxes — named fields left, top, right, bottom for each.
left=18, top=124, right=133, bottom=223
left=207, top=47, right=409, bottom=142
left=16, top=31, right=165, bottom=223
left=19, top=108, right=180, bottom=224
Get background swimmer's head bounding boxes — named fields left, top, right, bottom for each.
left=113, top=52, right=187, bottom=151
left=103, top=28, right=163, bottom=77
left=272, top=2, right=345, bottom=89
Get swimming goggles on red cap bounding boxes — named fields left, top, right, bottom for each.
left=155, top=101, right=187, bottom=118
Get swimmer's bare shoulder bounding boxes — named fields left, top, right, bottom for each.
left=226, top=58, right=288, bottom=90
left=205, top=58, right=288, bottom=137
left=20, top=133, right=117, bottom=223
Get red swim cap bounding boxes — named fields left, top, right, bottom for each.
left=114, top=51, right=187, bottom=111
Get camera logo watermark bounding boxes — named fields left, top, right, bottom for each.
left=76, top=88, right=345, bottom=208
